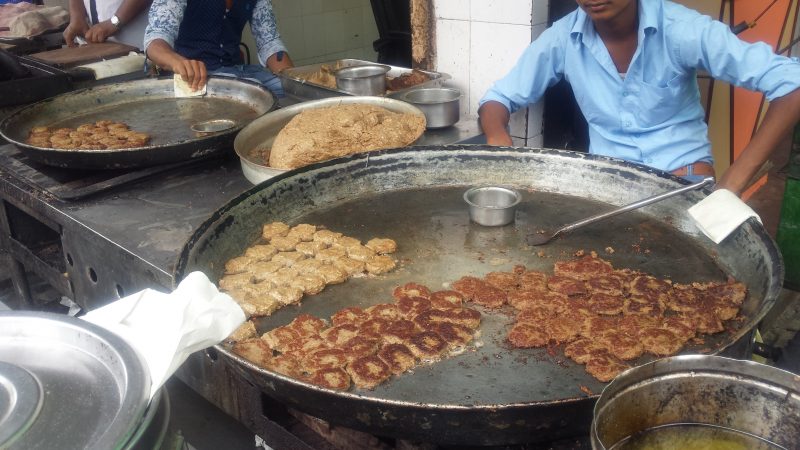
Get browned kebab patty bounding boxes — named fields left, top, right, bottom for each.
left=232, top=281, right=481, bottom=391
left=230, top=253, right=743, bottom=388
left=500, top=254, right=745, bottom=382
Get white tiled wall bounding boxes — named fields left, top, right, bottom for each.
left=434, top=0, right=549, bottom=145
left=263, top=0, right=380, bottom=66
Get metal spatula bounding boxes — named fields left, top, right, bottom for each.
left=527, top=176, right=715, bottom=246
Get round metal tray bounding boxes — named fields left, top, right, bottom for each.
left=0, top=76, right=276, bottom=169
left=0, top=311, right=150, bottom=449
left=175, top=146, right=782, bottom=445
left=233, top=96, right=425, bottom=184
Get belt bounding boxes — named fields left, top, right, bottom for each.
left=671, top=161, right=716, bottom=177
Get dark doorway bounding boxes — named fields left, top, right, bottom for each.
left=543, top=1, right=589, bottom=152
left=370, top=0, right=412, bottom=67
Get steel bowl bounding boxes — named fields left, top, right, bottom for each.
left=399, top=87, right=461, bottom=129
left=463, top=186, right=521, bottom=226
left=334, top=64, right=390, bottom=95
left=591, top=355, right=800, bottom=450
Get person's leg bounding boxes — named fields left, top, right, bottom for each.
left=208, top=65, right=284, bottom=97
left=208, top=66, right=243, bottom=79
left=237, top=65, right=284, bottom=97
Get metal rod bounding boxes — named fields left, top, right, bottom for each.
left=557, top=177, right=716, bottom=237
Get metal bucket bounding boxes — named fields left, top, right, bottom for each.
left=591, top=355, right=800, bottom=449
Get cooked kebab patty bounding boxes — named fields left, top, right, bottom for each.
left=503, top=256, right=744, bottom=382
left=346, top=355, right=392, bottom=390
left=377, top=343, right=417, bottom=375
left=26, top=121, right=151, bottom=150
left=308, top=367, right=351, bottom=390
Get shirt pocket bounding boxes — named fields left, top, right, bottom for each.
left=635, top=73, right=693, bottom=127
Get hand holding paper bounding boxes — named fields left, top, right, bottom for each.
left=688, top=189, right=762, bottom=244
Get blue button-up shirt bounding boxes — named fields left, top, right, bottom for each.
left=144, top=0, right=286, bottom=71
left=480, top=0, right=800, bottom=172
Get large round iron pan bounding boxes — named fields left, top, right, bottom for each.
left=174, top=146, right=782, bottom=445
left=0, top=76, right=276, bottom=170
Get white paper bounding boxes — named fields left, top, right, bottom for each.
left=688, top=189, right=762, bottom=244
left=81, top=271, right=245, bottom=399
left=173, top=73, right=207, bottom=97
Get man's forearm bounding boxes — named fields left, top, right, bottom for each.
left=479, top=101, right=513, bottom=146
left=68, top=0, right=87, bottom=19
left=114, top=0, right=153, bottom=25
left=718, top=88, right=800, bottom=194
left=146, top=39, right=180, bottom=71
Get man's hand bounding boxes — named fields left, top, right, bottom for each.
left=171, top=57, right=208, bottom=92
left=479, top=101, right=514, bottom=146
left=486, top=133, right=514, bottom=146
left=63, top=18, right=90, bottom=47
left=146, top=39, right=208, bottom=92
left=84, top=21, right=118, bottom=43
left=266, top=51, right=294, bottom=75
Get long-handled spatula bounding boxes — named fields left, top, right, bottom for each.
left=527, top=176, right=716, bottom=246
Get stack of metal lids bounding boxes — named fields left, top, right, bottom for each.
left=0, top=311, right=150, bottom=449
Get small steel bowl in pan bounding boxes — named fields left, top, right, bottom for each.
left=591, top=355, right=800, bottom=450
left=334, top=64, right=390, bottom=96
left=464, top=186, right=521, bottom=226
left=399, top=87, right=461, bottom=129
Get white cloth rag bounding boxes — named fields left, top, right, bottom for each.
left=81, top=271, right=245, bottom=399
left=688, top=189, right=762, bottom=244
left=77, top=52, right=145, bottom=80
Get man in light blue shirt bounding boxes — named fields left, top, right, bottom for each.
left=479, top=0, right=800, bottom=194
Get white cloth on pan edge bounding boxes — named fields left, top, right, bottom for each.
left=688, top=189, right=762, bottom=244
left=81, top=271, right=245, bottom=400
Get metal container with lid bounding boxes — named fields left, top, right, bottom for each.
left=0, top=311, right=151, bottom=450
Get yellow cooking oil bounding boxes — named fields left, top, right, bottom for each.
left=609, top=423, right=784, bottom=450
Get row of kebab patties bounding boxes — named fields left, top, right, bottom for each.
left=226, top=253, right=746, bottom=387
left=219, top=222, right=400, bottom=318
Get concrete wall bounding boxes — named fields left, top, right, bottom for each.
left=432, top=0, right=549, bottom=146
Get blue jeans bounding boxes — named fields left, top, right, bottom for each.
left=210, top=65, right=284, bottom=97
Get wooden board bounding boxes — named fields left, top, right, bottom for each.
left=29, top=42, right=138, bottom=68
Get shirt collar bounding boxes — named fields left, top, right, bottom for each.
left=570, top=0, right=661, bottom=43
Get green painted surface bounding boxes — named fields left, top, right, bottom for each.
left=777, top=123, right=800, bottom=287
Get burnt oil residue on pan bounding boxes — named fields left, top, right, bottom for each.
left=175, top=146, right=782, bottom=446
